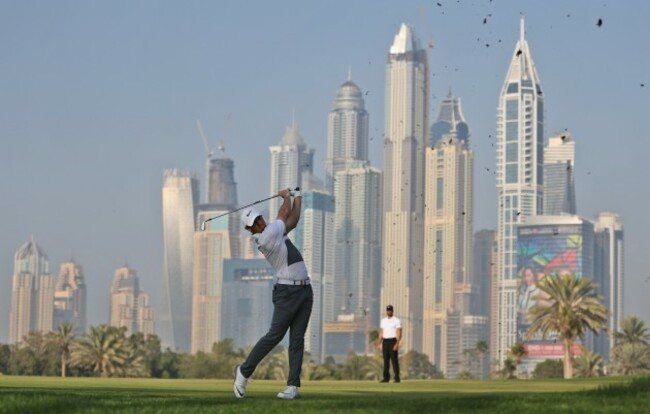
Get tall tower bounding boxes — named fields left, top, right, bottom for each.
left=269, top=123, right=316, bottom=216
left=381, top=23, right=429, bottom=353
left=495, top=17, right=545, bottom=364
left=423, top=94, right=473, bottom=377
left=161, top=169, right=199, bottom=351
left=544, top=133, right=576, bottom=215
left=593, top=212, right=624, bottom=360
left=332, top=165, right=383, bottom=350
left=53, top=261, right=87, bottom=334
left=292, top=191, right=335, bottom=362
left=109, top=265, right=154, bottom=336
left=9, top=238, right=55, bottom=343
left=109, top=265, right=140, bottom=335
left=191, top=206, right=235, bottom=353
left=206, top=150, right=241, bottom=259
left=325, top=73, right=369, bottom=194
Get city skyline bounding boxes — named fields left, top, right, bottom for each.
left=2, top=1, right=649, bottom=342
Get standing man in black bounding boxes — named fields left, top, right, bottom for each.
left=376, top=304, right=402, bottom=383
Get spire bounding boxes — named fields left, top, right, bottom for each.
left=348, top=66, right=352, bottom=82
left=520, top=16, right=525, bottom=47
left=291, top=107, right=296, bottom=129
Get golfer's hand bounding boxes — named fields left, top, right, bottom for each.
left=376, top=343, right=381, bottom=352
left=279, top=188, right=291, bottom=198
left=393, top=343, right=399, bottom=351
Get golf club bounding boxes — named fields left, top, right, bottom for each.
left=199, top=188, right=299, bottom=231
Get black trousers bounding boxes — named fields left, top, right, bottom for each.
left=382, top=338, right=400, bottom=381
left=240, top=284, right=313, bottom=387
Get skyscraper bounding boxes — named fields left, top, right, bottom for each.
left=381, top=23, right=429, bottom=353
left=593, top=212, right=624, bottom=360
left=269, top=123, right=315, bottom=216
left=206, top=150, right=241, bottom=260
left=53, top=261, right=87, bottom=334
left=325, top=73, right=369, bottom=194
left=423, top=94, right=473, bottom=377
left=109, top=265, right=154, bottom=336
left=332, top=164, right=382, bottom=354
left=495, top=17, right=544, bottom=364
left=292, top=190, right=335, bottom=362
left=191, top=206, right=236, bottom=353
left=161, top=169, right=199, bottom=351
left=473, top=229, right=497, bottom=375
left=9, top=238, right=55, bottom=343
left=544, top=133, right=576, bottom=215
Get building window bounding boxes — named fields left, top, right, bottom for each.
left=506, top=164, right=518, bottom=183
left=506, top=100, right=518, bottom=121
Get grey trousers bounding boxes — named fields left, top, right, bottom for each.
left=240, top=283, right=313, bottom=387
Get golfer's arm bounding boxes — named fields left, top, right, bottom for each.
left=276, top=193, right=292, bottom=223
left=284, top=195, right=302, bottom=233
left=396, top=328, right=402, bottom=345
left=377, top=328, right=383, bottom=346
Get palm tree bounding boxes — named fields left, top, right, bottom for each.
left=508, top=342, right=527, bottom=378
left=614, top=316, right=650, bottom=353
left=611, top=343, right=650, bottom=375
left=71, top=325, right=128, bottom=377
left=526, top=274, right=608, bottom=379
left=475, top=340, right=489, bottom=379
left=47, top=323, right=76, bottom=377
left=574, top=346, right=604, bottom=378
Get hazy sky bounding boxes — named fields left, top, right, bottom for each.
left=1, top=0, right=648, bottom=342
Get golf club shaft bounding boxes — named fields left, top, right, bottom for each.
left=200, top=194, right=281, bottom=230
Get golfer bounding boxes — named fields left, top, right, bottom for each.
left=376, top=305, right=401, bottom=383
left=233, top=187, right=313, bottom=400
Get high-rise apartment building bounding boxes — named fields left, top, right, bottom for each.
left=161, top=169, right=199, bottom=351
left=325, top=74, right=369, bottom=194
left=495, top=17, right=545, bottom=364
left=9, top=238, right=55, bottom=343
left=544, top=133, right=576, bottom=215
left=269, top=123, right=315, bottom=215
left=109, top=265, right=154, bottom=337
left=53, top=261, right=87, bottom=334
left=381, top=23, right=429, bottom=353
left=593, top=212, right=624, bottom=360
left=330, top=164, right=382, bottom=358
left=292, top=191, right=335, bottom=363
left=423, top=94, right=473, bottom=377
left=191, top=206, right=236, bottom=353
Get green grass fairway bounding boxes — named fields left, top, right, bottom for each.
left=1, top=375, right=649, bottom=414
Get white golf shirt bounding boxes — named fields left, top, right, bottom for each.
left=254, top=219, right=309, bottom=282
left=380, top=316, right=401, bottom=339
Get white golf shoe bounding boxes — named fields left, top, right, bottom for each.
left=277, top=385, right=300, bottom=400
left=233, top=365, right=248, bottom=399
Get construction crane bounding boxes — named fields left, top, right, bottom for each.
left=196, top=119, right=215, bottom=204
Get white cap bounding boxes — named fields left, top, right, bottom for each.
left=241, top=207, right=262, bottom=228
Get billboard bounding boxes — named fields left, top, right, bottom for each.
left=516, top=222, right=593, bottom=359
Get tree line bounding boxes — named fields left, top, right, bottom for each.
left=1, top=275, right=648, bottom=380
left=0, top=323, right=442, bottom=380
